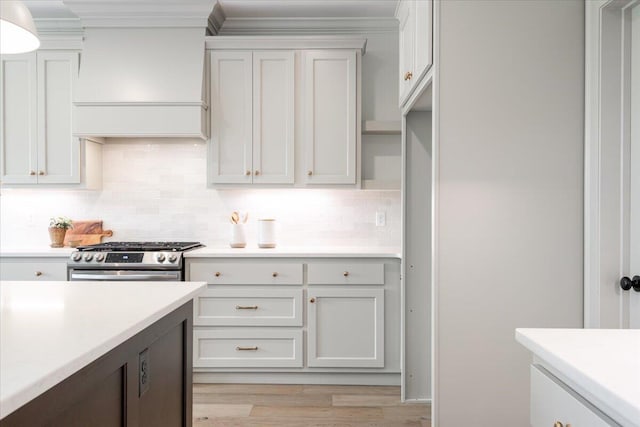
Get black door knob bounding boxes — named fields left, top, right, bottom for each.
left=620, top=276, right=640, bottom=292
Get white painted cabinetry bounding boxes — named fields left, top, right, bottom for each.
left=0, top=257, right=68, bottom=281
left=530, top=365, right=618, bottom=427
left=209, top=50, right=295, bottom=184
left=1, top=51, right=80, bottom=185
left=303, top=50, right=358, bottom=184
left=187, top=256, right=399, bottom=384
left=396, top=0, right=433, bottom=107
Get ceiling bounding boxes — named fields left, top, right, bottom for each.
left=23, top=0, right=398, bottom=20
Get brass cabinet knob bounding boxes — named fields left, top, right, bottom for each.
left=307, top=171, right=313, bottom=176
left=404, top=71, right=413, bottom=81
left=554, top=422, right=563, bottom=427
left=310, top=298, right=316, bottom=303
left=254, top=170, right=260, bottom=176
left=38, top=171, right=45, bottom=176
left=272, top=272, right=278, bottom=277
left=30, top=171, right=36, bottom=176
left=35, top=271, right=42, bottom=277
left=245, top=170, right=251, bottom=176
left=214, top=272, right=221, bottom=277
left=343, top=271, right=349, bottom=277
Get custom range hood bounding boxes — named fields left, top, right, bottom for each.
left=64, top=1, right=218, bottom=139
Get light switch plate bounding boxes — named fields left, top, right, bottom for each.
left=376, top=211, right=386, bottom=227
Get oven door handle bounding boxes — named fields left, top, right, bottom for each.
left=70, top=271, right=181, bottom=281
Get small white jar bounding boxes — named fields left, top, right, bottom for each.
left=230, top=223, right=247, bottom=248
left=258, top=219, right=276, bottom=248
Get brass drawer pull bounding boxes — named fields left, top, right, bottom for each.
left=310, top=298, right=316, bottom=303
left=404, top=71, right=413, bottom=81
left=236, top=305, right=258, bottom=310
left=307, top=170, right=313, bottom=176
left=272, top=272, right=278, bottom=277
left=236, top=346, right=258, bottom=351
left=214, top=272, right=221, bottom=277
left=343, top=271, right=349, bottom=277
left=245, top=170, right=251, bottom=176
left=38, top=171, right=45, bottom=176
left=30, top=171, right=36, bottom=176
left=35, top=271, right=43, bottom=277
left=254, top=170, right=260, bottom=176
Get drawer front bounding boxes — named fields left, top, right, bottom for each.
left=307, top=262, right=384, bottom=285
left=0, top=260, right=67, bottom=281
left=530, top=365, right=618, bottom=427
left=194, top=329, right=303, bottom=368
left=190, top=262, right=303, bottom=285
left=194, top=288, right=303, bottom=326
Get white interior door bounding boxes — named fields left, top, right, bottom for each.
left=586, top=0, right=640, bottom=329
left=629, top=3, right=640, bottom=328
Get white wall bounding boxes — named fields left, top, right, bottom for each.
left=0, top=140, right=400, bottom=248
left=434, top=1, right=584, bottom=425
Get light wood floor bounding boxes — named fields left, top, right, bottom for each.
left=193, top=384, right=431, bottom=427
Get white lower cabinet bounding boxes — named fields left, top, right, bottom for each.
left=307, top=288, right=384, bottom=368
left=530, top=364, right=619, bottom=427
left=188, top=257, right=399, bottom=383
left=0, top=257, right=68, bottom=281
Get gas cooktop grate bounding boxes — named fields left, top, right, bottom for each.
left=76, top=242, right=203, bottom=252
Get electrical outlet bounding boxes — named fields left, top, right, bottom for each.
left=375, top=211, right=386, bottom=227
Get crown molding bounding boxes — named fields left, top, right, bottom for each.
left=62, top=0, right=215, bottom=28
left=219, top=17, right=398, bottom=35
left=205, top=35, right=367, bottom=54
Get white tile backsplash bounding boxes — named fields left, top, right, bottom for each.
left=0, top=140, right=400, bottom=249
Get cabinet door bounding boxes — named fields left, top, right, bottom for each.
left=303, top=50, right=357, bottom=184
left=37, top=51, right=80, bottom=184
left=0, top=259, right=68, bottom=281
left=0, top=53, right=37, bottom=184
left=530, top=365, right=617, bottom=427
left=397, top=0, right=415, bottom=106
left=209, top=51, right=253, bottom=184
left=307, top=288, right=384, bottom=367
left=252, top=51, right=295, bottom=184
left=414, top=0, right=433, bottom=80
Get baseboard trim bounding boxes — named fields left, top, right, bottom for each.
left=193, top=372, right=401, bottom=386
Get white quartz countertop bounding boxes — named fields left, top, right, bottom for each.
left=516, top=328, right=640, bottom=427
left=185, top=246, right=401, bottom=258
left=0, top=247, right=75, bottom=257
left=0, top=246, right=402, bottom=258
left=0, top=280, right=206, bottom=419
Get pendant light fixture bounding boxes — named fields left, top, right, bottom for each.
left=0, top=1, right=40, bottom=54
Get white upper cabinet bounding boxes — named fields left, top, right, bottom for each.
left=303, top=50, right=357, bottom=185
left=396, top=0, right=433, bottom=107
left=209, top=50, right=295, bottom=185
left=1, top=51, right=80, bottom=185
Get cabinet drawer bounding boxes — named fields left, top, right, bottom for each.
left=0, top=260, right=67, bottom=281
left=194, top=288, right=303, bottom=326
left=194, top=329, right=302, bottom=368
left=530, top=365, right=618, bottom=427
left=307, top=262, right=384, bottom=285
left=190, top=262, right=302, bottom=285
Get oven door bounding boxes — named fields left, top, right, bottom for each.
left=69, top=269, right=182, bottom=282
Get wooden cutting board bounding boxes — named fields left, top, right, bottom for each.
left=64, top=220, right=113, bottom=247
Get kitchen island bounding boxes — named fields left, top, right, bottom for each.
left=516, top=328, right=640, bottom=427
left=0, top=280, right=206, bottom=426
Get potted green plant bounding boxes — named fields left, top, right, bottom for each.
left=49, top=216, right=73, bottom=248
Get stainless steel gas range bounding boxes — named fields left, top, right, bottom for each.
left=67, top=241, right=203, bottom=281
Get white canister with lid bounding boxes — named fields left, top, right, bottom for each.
left=258, top=219, right=276, bottom=248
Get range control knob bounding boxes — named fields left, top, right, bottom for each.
left=156, top=253, right=166, bottom=263
left=95, top=254, right=105, bottom=262
left=72, top=253, right=82, bottom=262
left=168, top=254, right=178, bottom=263
left=84, top=254, right=93, bottom=262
